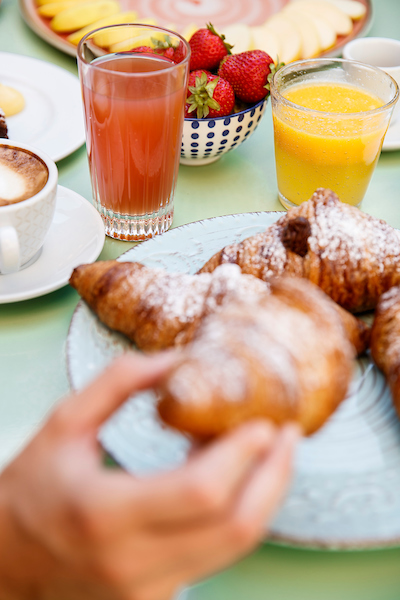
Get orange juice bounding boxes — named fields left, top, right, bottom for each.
left=273, top=82, right=386, bottom=206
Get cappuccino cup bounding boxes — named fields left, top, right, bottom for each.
left=343, top=38, right=400, bottom=124
left=0, top=140, right=58, bottom=275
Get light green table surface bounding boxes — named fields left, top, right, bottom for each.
left=1, top=0, right=400, bottom=597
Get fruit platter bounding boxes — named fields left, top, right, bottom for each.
left=19, top=0, right=372, bottom=60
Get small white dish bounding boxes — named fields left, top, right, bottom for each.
left=0, top=52, right=85, bottom=162
left=343, top=38, right=400, bottom=151
left=0, top=185, right=104, bottom=303
left=383, top=115, right=400, bottom=151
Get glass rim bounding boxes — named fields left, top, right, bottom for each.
left=270, top=57, right=400, bottom=118
left=77, top=23, right=191, bottom=76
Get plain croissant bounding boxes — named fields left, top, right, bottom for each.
left=69, top=260, right=370, bottom=355
left=199, top=188, right=400, bottom=313
left=157, top=277, right=354, bottom=437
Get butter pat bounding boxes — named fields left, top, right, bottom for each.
left=0, top=84, right=25, bottom=117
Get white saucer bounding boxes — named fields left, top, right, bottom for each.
left=383, top=117, right=400, bottom=151
left=0, top=52, right=85, bottom=162
left=0, top=186, right=104, bottom=303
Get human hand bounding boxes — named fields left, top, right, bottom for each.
left=0, top=352, right=299, bottom=600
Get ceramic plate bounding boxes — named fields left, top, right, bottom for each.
left=0, top=52, right=85, bottom=162
left=19, top=0, right=372, bottom=59
left=383, top=117, right=400, bottom=152
left=0, top=186, right=105, bottom=303
left=66, top=212, right=400, bottom=550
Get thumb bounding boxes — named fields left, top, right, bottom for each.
left=53, top=351, right=177, bottom=433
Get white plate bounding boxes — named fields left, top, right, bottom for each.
left=66, top=213, right=400, bottom=549
left=0, top=52, right=85, bottom=162
left=383, top=117, right=400, bottom=151
left=0, top=186, right=104, bottom=303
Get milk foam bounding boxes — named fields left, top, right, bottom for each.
left=0, top=163, right=27, bottom=201
left=0, top=146, right=48, bottom=206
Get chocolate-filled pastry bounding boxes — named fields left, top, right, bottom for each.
left=370, top=287, right=400, bottom=417
left=199, top=188, right=400, bottom=313
left=157, top=277, right=354, bottom=438
left=70, top=260, right=370, bottom=355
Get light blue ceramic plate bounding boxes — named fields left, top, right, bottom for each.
left=67, top=212, right=400, bottom=550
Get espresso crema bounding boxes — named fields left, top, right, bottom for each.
left=0, top=145, right=48, bottom=206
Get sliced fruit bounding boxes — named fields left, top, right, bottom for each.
left=282, top=9, right=321, bottom=58
left=50, top=0, right=120, bottom=33
left=67, top=11, right=139, bottom=45
left=37, top=0, right=77, bottom=6
left=300, top=11, right=336, bottom=50
left=324, top=0, right=367, bottom=19
left=289, top=0, right=352, bottom=35
left=181, top=23, right=199, bottom=41
left=109, top=29, right=166, bottom=54
left=94, top=17, right=157, bottom=47
left=263, top=14, right=302, bottom=63
left=221, top=23, right=253, bottom=54
left=251, top=26, right=281, bottom=61
left=38, top=0, right=81, bottom=18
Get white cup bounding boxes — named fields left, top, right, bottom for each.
left=0, top=140, right=58, bottom=275
left=343, top=37, right=400, bottom=124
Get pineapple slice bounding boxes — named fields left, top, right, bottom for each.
left=38, top=0, right=81, bottom=18
left=67, top=11, right=139, bottom=46
left=94, top=17, right=158, bottom=48
left=50, top=0, right=120, bottom=33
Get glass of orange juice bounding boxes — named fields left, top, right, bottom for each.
left=270, top=58, right=399, bottom=209
left=77, top=25, right=190, bottom=240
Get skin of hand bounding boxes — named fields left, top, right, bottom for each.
left=0, top=352, right=299, bottom=600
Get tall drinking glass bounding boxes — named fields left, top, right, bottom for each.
left=270, top=58, right=399, bottom=209
left=78, top=25, right=190, bottom=240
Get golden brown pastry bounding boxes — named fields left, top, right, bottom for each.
left=370, top=286, right=400, bottom=417
left=157, top=277, right=354, bottom=438
left=69, top=261, right=270, bottom=351
left=199, top=188, right=400, bottom=313
left=70, top=260, right=370, bottom=355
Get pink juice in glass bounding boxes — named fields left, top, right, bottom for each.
left=81, top=52, right=187, bottom=239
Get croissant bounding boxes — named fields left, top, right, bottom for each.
left=370, top=287, right=400, bottom=417
left=157, top=277, right=354, bottom=437
left=69, top=260, right=370, bottom=355
left=199, top=188, right=400, bottom=313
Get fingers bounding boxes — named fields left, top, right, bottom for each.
left=116, top=420, right=279, bottom=527
left=230, top=423, right=300, bottom=531
left=139, top=424, right=300, bottom=586
left=53, top=352, right=177, bottom=432
left=91, top=424, right=299, bottom=593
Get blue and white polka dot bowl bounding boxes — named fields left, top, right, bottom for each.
left=180, top=98, right=267, bottom=166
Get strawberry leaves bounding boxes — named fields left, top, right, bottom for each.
left=186, top=72, right=221, bottom=118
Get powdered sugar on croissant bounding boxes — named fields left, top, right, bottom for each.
left=199, top=189, right=400, bottom=312
left=157, top=277, right=354, bottom=437
left=70, top=259, right=370, bottom=355
left=69, top=261, right=269, bottom=352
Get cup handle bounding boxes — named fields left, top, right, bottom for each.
left=0, top=226, right=20, bottom=274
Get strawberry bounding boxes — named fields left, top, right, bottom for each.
left=171, top=40, right=186, bottom=64
left=187, top=69, right=215, bottom=89
left=130, top=37, right=186, bottom=64
left=185, top=71, right=235, bottom=119
left=218, top=50, right=282, bottom=103
left=189, top=23, right=232, bottom=71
